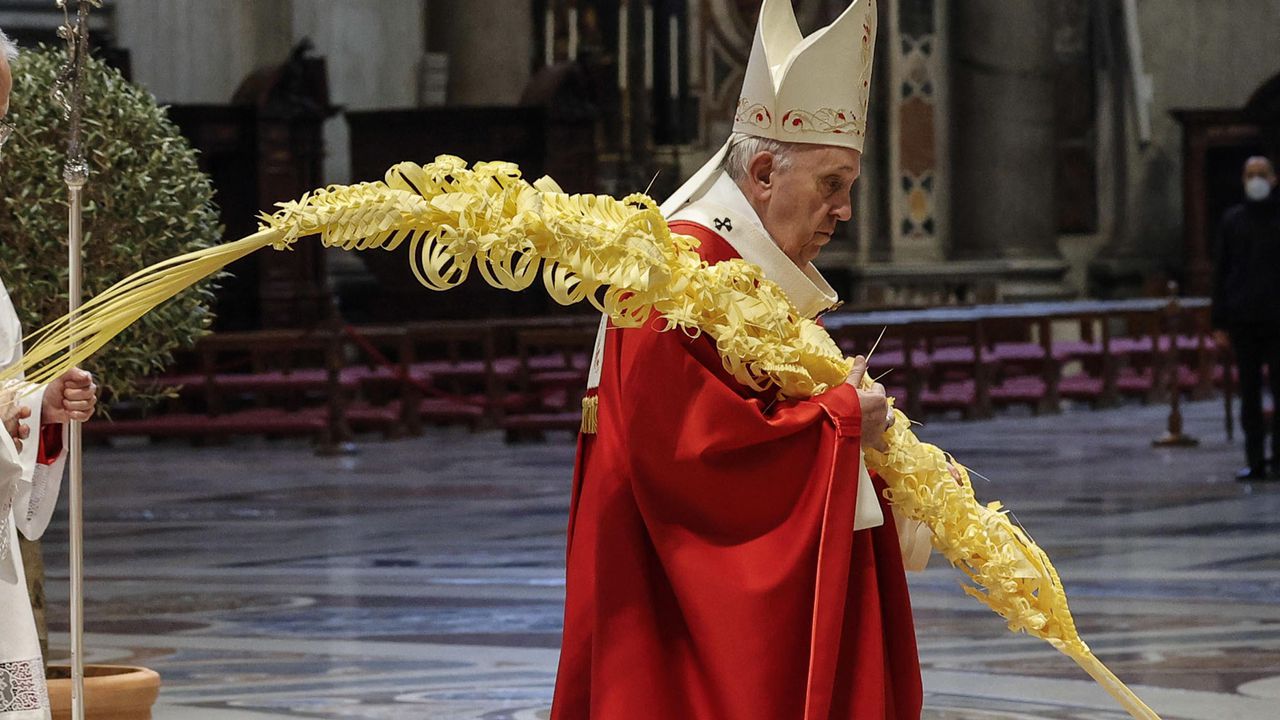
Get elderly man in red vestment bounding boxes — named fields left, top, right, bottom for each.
left=552, top=1, right=930, bottom=717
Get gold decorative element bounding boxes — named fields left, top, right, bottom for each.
left=780, top=107, right=863, bottom=137
left=734, top=97, right=773, bottom=130
left=0, top=156, right=1159, bottom=719
left=580, top=395, right=599, bottom=434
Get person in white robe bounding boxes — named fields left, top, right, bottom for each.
left=0, top=28, right=99, bottom=720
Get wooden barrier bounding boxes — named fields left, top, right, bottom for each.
left=88, top=300, right=1221, bottom=446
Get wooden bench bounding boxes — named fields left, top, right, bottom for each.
left=825, top=297, right=1215, bottom=420
left=500, top=324, right=598, bottom=441
left=90, top=328, right=352, bottom=449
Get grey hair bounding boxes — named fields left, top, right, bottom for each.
left=0, top=28, right=17, bottom=61
left=1245, top=155, right=1275, bottom=175
left=720, top=132, right=801, bottom=182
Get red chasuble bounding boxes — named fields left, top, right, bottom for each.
left=551, top=221, right=922, bottom=719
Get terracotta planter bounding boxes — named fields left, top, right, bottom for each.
left=46, top=665, right=161, bottom=720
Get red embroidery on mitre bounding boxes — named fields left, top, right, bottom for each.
left=734, top=97, right=773, bottom=129
left=780, top=108, right=863, bottom=137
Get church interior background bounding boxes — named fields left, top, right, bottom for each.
left=1, top=1, right=1280, bottom=718
left=4, top=0, right=1277, bottom=325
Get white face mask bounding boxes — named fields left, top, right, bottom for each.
left=1245, top=176, right=1273, bottom=202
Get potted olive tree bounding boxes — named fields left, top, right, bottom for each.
left=0, top=48, right=222, bottom=719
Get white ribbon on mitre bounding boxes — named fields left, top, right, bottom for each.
left=661, top=0, right=878, bottom=217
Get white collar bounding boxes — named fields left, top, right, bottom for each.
left=670, top=172, right=840, bottom=320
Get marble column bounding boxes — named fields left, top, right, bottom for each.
left=948, top=0, right=1068, bottom=300
left=427, top=0, right=534, bottom=106
left=291, top=0, right=429, bottom=293
left=950, top=0, right=1059, bottom=262
left=114, top=0, right=294, bottom=103
left=293, top=0, right=427, bottom=185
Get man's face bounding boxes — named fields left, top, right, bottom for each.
left=748, top=145, right=861, bottom=267
left=1243, top=157, right=1276, bottom=188
left=0, top=52, right=11, bottom=119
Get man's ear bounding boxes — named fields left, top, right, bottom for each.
left=744, top=151, right=775, bottom=201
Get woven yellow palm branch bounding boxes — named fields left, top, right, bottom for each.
left=867, top=414, right=1158, bottom=718
left=1, top=155, right=1157, bottom=718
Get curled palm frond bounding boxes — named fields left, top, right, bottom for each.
left=2, top=155, right=1158, bottom=719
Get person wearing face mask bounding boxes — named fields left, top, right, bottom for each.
left=1212, top=156, right=1280, bottom=481
left=0, top=28, right=100, bottom=720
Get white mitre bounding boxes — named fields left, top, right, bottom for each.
left=660, top=0, right=878, bottom=217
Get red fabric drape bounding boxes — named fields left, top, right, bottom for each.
left=36, top=422, right=62, bottom=465
left=552, top=222, right=921, bottom=719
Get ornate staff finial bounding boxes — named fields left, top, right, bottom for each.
left=54, top=0, right=100, bottom=187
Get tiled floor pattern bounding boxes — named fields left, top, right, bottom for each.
left=37, top=399, right=1280, bottom=718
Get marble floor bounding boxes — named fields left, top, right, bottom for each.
left=37, top=398, right=1280, bottom=719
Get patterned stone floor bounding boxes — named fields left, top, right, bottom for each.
left=37, top=398, right=1280, bottom=719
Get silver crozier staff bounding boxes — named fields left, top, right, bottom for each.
left=53, top=1, right=99, bottom=718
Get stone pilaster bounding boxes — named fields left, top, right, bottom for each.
left=294, top=0, right=427, bottom=185
left=948, top=0, right=1068, bottom=300
left=114, top=0, right=294, bottom=103
left=428, top=0, right=534, bottom=106
left=887, top=0, right=947, bottom=264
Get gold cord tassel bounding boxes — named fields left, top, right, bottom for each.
left=580, top=395, right=599, bottom=435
